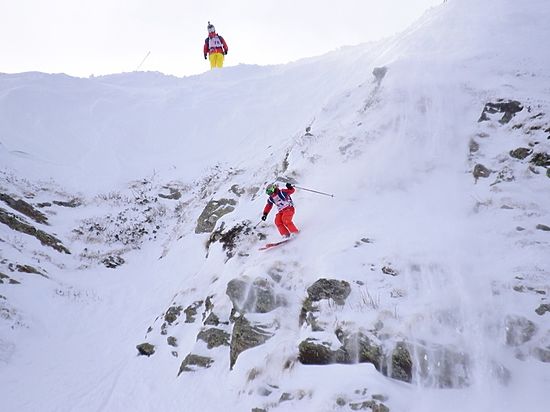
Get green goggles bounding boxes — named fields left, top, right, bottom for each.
left=266, top=185, right=277, bottom=195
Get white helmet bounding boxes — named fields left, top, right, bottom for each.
left=207, top=21, right=215, bottom=33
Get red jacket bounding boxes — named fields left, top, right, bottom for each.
left=263, top=187, right=295, bottom=215
left=204, top=33, right=228, bottom=56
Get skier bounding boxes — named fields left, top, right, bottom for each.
left=203, top=22, right=228, bottom=69
left=261, top=183, right=299, bottom=239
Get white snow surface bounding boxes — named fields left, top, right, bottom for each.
left=1, top=0, right=550, bottom=411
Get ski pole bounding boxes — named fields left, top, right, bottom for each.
left=253, top=219, right=263, bottom=229
left=294, top=185, right=334, bottom=198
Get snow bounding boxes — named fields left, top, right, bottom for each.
left=1, top=0, right=550, bottom=411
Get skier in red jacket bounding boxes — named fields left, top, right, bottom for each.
left=261, top=183, right=299, bottom=239
left=203, top=22, right=228, bottom=69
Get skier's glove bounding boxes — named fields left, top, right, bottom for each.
left=204, top=54, right=207, bottom=60
left=286, top=183, right=293, bottom=189
left=261, top=214, right=267, bottom=221
left=224, top=50, right=228, bottom=55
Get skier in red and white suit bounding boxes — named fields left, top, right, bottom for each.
left=261, top=183, right=299, bottom=239
left=203, top=22, right=228, bottom=69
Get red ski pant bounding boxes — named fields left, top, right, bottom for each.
left=274, top=207, right=299, bottom=236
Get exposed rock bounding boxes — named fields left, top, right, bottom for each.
left=473, top=164, right=491, bottom=179
left=178, top=354, right=214, bottom=374
left=536, top=224, right=550, bottom=231
left=207, top=221, right=252, bottom=259
left=197, top=328, right=230, bottom=349
left=165, top=305, right=184, bottom=325
left=382, top=266, right=398, bottom=276
left=167, top=336, right=178, bottom=347
left=230, top=316, right=273, bottom=369
left=102, top=255, right=125, bottom=269
left=0, top=207, right=70, bottom=254
left=0, top=193, right=48, bottom=224
left=415, top=344, right=470, bottom=388
left=306, top=278, right=351, bottom=305
left=533, top=347, right=550, bottom=363
left=372, top=66, right=388, bottom=84
left=530, top=152, right=550, bottom=167
left=535, top=304, right=550, bottom=315
left=136, top=342, right=155, bottom=356
left=53, top=198, right=82, bottom=208
left=204, top=312, right=221, bottom=326
left=298, top=339, right=341, bottom=365
left=505, top=315, right=537, bottom=346
left=299, top=332, right=383, bottom=371
left=183, top=301, right=203, bottom=323
left=478, top=99, right=523, bottom=124
left=226, top=277, right=284, bottom=314
left=158, top=187, right=182, bottom=200
left=195, top=198, right=237, bottom=234
left=229, top=185, right=246, bottom=197
left=492, top=166, right=515, bottom=185
left=391, top=342, right=413, bottom=383
left=349, top=400, right=389, bottom=412
left=469, top=139, right=480, bottom=154
left=509, top=147, right=533, bottom=160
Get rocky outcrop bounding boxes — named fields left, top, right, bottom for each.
left=197, top=328, right=230, bottom=349
left=0, top=207, right=70, bottom=254
left=478, top=99, right=523, bottom=124
left=226, top=277, right=285, bottom=314
left=195, top=198, right=237, bottom=233
left=306, top=278, right=351, bottom=305
left=505, top=315, right=537, bottom=346
left=0, top=193, right=48, bottom=224
left=229, top=316, right=273, bottom=369
left=391, top=342, right=413, bottom=383
left=530, top=152, right=550, bottom=167
left=206, top=221, right=253, bottom=259
left=178, top=354, right=214, bottom=374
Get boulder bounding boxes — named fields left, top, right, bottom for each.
left=165, top=305, right=184, bottom=325
left=535, top=304, right=550, bottom=315
left=391, top=342, right=413, bottom=383
left=226, top=277, right=284, bottom=314
left=230, top=316, right=273, bottom=369
left=183, top=300, right=203, bottom=323
left=306, top=278, right=351, bottom=305
left=509, top=147, right=533, bottom=160
left=505, top=315, right=537, bottom=346
left=136, top=342, right=155, bottom=357
left=536, top=224, right=550, bottom=232
left=473, top=164, right=491, bottom=179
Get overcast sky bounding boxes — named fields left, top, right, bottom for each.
left=0, top=0, right=442, bottom=78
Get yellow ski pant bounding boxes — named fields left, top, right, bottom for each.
left=209, top=53, right=224, bottom=69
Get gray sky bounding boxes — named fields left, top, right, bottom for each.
left=0, top=0, right=441, bottom=78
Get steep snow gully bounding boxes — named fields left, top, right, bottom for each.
left=1, top=0, right=550, bottom=411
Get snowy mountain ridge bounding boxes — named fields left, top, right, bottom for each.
left=1, top=0, right=550, bottom=411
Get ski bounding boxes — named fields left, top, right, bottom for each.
left=259, top=238, right=292, bottom=250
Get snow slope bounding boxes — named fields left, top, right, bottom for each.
left=1, top=0, right=550, bottom=411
